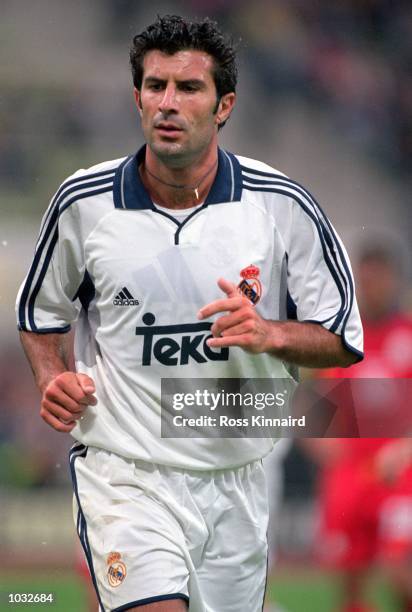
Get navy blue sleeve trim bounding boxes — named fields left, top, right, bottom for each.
left=17, top=324, right=72, bottom=334
left=113, top=593, right=189, bottom=611
left=342, top=340, right=364, bottom=362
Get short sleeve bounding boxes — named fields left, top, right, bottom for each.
left=16, top=183, right=85, bottom=333
left=285, top=195, right=363, bottom=360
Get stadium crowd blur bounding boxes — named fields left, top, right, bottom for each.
left=1, top=0, right=411, bottom=203
left=1, top=0, right=411, bottom=605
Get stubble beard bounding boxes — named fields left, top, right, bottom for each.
left=147, top=129, right=215, bottom=170
left=149, top=140, right=189, bottom=168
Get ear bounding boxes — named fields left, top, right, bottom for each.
left=134, top=87, right=143, bottom=115
left=215, top=92, right=236, bottom=127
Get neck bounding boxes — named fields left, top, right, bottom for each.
left=140, top=147, right=219, bottom=209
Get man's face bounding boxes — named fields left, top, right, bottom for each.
left=135, top=49, right=235, bottom=167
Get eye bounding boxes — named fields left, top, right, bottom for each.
left=181, top=83, right=198, bottom=93
left=149, top=83, right=163, bottom=91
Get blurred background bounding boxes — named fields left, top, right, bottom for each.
left=1, top=0, right=411, bottom=610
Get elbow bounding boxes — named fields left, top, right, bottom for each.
left=338, top=348, right=361, bottom=368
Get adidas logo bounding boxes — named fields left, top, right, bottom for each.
left=113, top=287, right=140, bottom=306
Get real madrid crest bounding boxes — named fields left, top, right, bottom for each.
left=237, top=264, right=262, bottom=305
left=107, top=552, right=127, bottom=587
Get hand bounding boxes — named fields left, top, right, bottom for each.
left=197, top=277, right=275, bottom=354
left=40, top=372, right=97, bottom=433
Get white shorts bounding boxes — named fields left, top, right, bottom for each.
left=70, top=443, right=269, bottom=612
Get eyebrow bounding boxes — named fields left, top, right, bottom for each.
left=143, top=77, right=206, bottom=88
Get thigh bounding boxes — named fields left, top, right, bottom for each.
left=196, top=461, right=269, bottom=612
left=70, top=445, right=191, bottom=612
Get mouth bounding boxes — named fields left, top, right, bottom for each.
left=155, top=122, right=184, bottom=137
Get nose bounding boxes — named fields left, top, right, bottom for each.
left=158, top=84, right=178, bottom=114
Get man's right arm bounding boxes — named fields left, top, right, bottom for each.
left=19, top=331, right=96, bottom=433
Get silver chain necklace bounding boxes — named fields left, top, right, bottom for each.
left=144, top=160, right=218, bottom=201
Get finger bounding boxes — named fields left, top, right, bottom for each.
left=54, top=375, right=89, bottom=403
left=220, top=321, right=255, bottom=337
left=198, top=297, right=247, bottom=320
left=41, top=409, right=76, bottom=433
left=217, top=277, right=239, bottom=298
left=78, top=395, right=97, bottom=407
left=210, top=310, right=252, bottom=336
left=45, top=387, right=87, bottom=413
left=54, top=373, right=96, bottom=404
left=206, top=334, right=252, bottom=349
left=42, top=398, right=86, bottom=422
left=76, top=373, right=96, bottom=395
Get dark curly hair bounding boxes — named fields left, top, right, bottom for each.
left=130, top=15, right=237, bottom=127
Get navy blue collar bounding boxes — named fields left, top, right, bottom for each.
left=113, top=145, right=243, bottom=210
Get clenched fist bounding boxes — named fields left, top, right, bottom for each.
left=41, top=372, right=97, bottom=432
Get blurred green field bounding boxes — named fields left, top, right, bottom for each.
left=268, top=568, right=398, bottom=612
left=0, top=568, right=399, bottom=611
left=0, top=572, right=87, bottom=612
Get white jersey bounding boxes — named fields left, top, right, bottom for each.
left=16, top=146, right=363, bottom=470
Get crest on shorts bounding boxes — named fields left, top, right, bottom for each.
left=237, top=265, right=262, bottom=304
left=107, top=552, right=127, bottom=587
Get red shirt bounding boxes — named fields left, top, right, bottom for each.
left=321, top=312, right=412, bottom=457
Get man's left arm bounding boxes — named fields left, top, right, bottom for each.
left=198, top=278, right=357, bottom=369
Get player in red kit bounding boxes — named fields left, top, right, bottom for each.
left=305, top=243, right=412, bottom=612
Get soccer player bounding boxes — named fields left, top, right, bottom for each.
left=16, top=15, right=363, bottom=612
left=306, top=244, right=412, bottom=612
